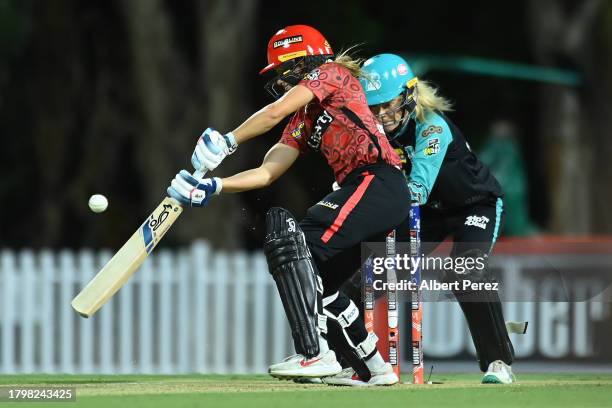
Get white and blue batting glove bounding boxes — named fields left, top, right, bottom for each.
left=167, top=170, right=222, bottom=207
left=191, top=128, right=238, bottom=172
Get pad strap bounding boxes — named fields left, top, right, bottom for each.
left=356, top=332, right=379, bottom=359
left=323, top=292, right=339, bottom=307
left=318, top=314, right=328, bottom=335
left=337, top=300, right=359, bottom=329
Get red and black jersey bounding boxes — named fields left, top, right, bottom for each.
left=279, top=62, right=401, bottom=185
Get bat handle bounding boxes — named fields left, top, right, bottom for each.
left=192, top=169, right=207, bottom=179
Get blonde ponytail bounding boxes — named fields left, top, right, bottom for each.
left=414, top=80, right=453, bottom=122
left=333, top=47, right=365, bottom=78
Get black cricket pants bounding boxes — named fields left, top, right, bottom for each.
left=417, top=198, right=505, bottom=258
left=299, top=163, right=411, bottom=295
left=399, top=198, right=514, bottom=371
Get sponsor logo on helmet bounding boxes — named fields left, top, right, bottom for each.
left=278, top=50, right=307, bottom=62
left=424, top=138, right=440, bottom=156
left=308, top=110, right=333, bottom=150
left=291, top=121, right=305, bottom=139
left=397, top=63, right=409, bottom=75
left=422, top=125, right=443, bottom=138
left=273, top=35, right=303, bottom=49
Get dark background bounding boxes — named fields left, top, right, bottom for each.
left=1, top=0, right=610, bottom=250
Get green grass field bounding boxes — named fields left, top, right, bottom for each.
left=0, top=373, right=611, bottom=408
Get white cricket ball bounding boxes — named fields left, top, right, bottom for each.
left=88, top=194, right=108, bottom=213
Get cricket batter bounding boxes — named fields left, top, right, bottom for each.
left=357, top=53, right=519, bottom=384
left=167, top=26, right=410, bottom=385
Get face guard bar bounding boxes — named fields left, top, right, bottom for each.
left=375, top=78, right=419, bottom=141
left=264, top=55, right=333, bottom=99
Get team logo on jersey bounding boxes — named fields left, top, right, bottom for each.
left=422, top=125, right=443, bottom=138
left=424, top=138, right=440, bottom=156
left=273, top=35, right=303, bottom=49
left=317, top=200, right=339, bottom=210
left=308, top=110, right=333, bottom=150
left=465, top=215, right=490, bottom=230
left=291, top=121, right=305, bottom=139
left=305, top=69, right=320, bottom=81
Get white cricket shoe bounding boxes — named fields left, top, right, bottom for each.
left=268, top=350, right=342, bottom=379
left=482, top=360, right=515, bottom=384
left=323, top=362, right=399, bottom=386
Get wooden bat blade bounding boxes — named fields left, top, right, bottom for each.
left=71, top=197, right=183, bottom=318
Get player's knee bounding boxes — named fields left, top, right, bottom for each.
left=263, top=207, right=312, bottom=273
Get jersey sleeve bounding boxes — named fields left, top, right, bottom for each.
left=408, top=113, right=453, bottom=205
left=299, top=63, right=345, bottom=102
left=279, top=112, right=308, bottom=154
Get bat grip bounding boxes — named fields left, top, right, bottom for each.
left=192, top=169, right=207, bottom=179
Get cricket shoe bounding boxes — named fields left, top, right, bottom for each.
left=482, top=360, right=515, bottom=384
left=268, top=350, right=342, bottom=379
left=323, top=363, right=399, bottom=386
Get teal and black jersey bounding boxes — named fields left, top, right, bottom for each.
left=392, top=111, right=503, bottom=209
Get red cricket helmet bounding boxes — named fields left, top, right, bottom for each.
left=259, top=25, right=334, bottom=74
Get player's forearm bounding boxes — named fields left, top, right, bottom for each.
left=221, top=167, right=274, bottom=193
left=232, top=86, right=315, bottom=144
left=232, top=105, right=285, bottom=144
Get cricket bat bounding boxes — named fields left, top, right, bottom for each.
left=71, top=170, right=204, bottom=318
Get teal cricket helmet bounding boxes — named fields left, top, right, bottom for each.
left=360, top=53, right=416, bottom=106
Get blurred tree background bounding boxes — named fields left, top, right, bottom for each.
left=0, top=0, right=610, bottom=250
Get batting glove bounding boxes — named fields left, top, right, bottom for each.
left=191, top=128, right=238, bottom=172
left=167, top=170, right=222, bottom=207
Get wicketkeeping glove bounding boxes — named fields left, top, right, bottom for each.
left=167, top=170, right=222, bottom=207
left=191, top=128, right=238, bottom=172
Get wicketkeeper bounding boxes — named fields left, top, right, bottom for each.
left=357, top=53, right=524, bottom=384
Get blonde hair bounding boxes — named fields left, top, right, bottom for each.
left=414, top=80, right=453, bottom=122
left=333, top=47, right=365, bottom=78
